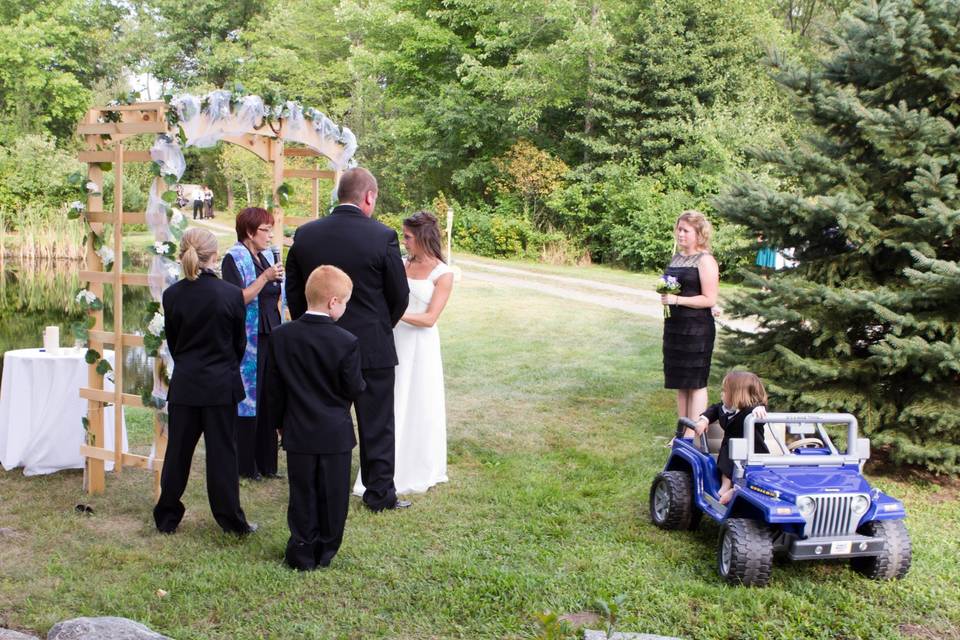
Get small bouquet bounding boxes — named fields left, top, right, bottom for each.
left=656, top=275, right=681, bottom=318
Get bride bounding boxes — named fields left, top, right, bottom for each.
left=354, top=211, right=454, bottom=496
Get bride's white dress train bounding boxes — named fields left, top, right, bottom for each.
left=354, top=261, right=451, bottom=496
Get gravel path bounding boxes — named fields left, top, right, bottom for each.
left=457, top=258, right=757, bottom=332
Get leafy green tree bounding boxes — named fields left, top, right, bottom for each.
left=493, top=140, right=569, bottom=229
left=778, top=0, right=853, bottom=37
left=576, top=0, right=783, bottom=174
left=0, top=0, right=127, bottom=143
left=133, top=0, right=273, bottom=88
left=233, top=0, right=352, bottom=113
left=336, top=0, right=505, bottom=212
left=221, top=143, right=272, bottom=210
left=716, top=0, right=960, bottom=472
left=0, top=134, right=81, bottom=216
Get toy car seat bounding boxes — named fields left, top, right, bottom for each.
left=706, top=421, right=723, bottom=454
left=764, top=422, right=789, bottom=455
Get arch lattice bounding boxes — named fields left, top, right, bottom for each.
left=76, top=98, right=356, bottom=496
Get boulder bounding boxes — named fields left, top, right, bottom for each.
left=47, top=618, right=171, bottom=640
left=0, top=629, right=41, bottom=640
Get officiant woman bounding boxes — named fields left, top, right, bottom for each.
left=222, top=207, right=285, bottom=480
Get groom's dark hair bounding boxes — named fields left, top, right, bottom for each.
left=337, top=167, right=378, bottom=205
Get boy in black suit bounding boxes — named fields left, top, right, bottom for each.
left=265, top=265, right=366, bottom=570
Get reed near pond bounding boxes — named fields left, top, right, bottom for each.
left=1, top=205, right=87, bottom=261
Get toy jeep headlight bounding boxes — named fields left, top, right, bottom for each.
left=796, top=496, right=816, bottom=518
left=851, top=494, right=870, bottom=515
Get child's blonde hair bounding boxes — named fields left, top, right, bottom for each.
left=722, top=371, right=768, bottom=410
left=179, top=227, right=218, bottom=280
left=675, top=210, right=714, bottom=252
left=306, top=265, right=353, bottom=307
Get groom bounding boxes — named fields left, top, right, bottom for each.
left=285, top=167, right=411, bottom=511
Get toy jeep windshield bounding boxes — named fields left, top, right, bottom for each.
left=649, top=412, right=911, bottom=587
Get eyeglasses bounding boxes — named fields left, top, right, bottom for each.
left=257, top=226, right=273, bottom=234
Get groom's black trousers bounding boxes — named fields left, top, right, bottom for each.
left=355, top=366, right=397, bottom=510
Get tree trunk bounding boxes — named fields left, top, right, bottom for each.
left=582, top=1, right=599, bottom=164
left=225, top=181, right=234, bottom=213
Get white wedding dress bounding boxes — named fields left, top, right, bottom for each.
left=354, top=261, right=451, bottom=496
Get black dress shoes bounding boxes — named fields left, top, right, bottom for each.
left=262, top=472, right=284, bottom=480
left=364, top=498, right=412, bottom=512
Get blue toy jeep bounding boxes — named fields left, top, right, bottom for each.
left=649, top=412, right=911, bottom=587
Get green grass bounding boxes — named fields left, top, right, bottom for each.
left=1, top=277, right=959, bottom=639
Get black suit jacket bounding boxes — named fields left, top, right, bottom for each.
left=702, top=403, right=769, bottom=454
left=285, top=204, right=409, bottom=369
left=265, top=314, right=366, bottom=454
left=162, top=271, right=246, bottom=406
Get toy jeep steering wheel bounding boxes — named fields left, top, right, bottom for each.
left=788, top=437, right=825, bottom=451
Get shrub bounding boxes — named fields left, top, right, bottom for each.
left=452, top=204, right=540, bottom=258
left=0, top=134, right=82, bottom=218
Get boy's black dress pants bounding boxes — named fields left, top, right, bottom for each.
left=285, top=451, right=351, bottom=570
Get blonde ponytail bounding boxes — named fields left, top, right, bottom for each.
left=179, top=228, right=218, bottom=281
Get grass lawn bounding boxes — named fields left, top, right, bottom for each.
left=1, top=276, right=958, bottom=639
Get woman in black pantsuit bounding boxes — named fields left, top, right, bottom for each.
left=154, top=227, right=256, bottom=535
left=660, top=210, right=719, bottom=424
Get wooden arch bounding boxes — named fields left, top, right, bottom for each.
left=77, top=99, right=351, bottom=496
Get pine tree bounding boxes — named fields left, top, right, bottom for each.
left=573, top=0, right=769, bottom=172
left=716, top=0, right=960, bottom=473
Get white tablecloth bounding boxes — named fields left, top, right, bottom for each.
left=0, top=348, right=128, bottom=475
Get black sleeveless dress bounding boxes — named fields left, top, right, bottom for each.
left=662, top=252, right=715, bottom=389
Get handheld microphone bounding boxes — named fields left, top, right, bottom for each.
left=271, top=246, right=283, bottom=281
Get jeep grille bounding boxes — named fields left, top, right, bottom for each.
left=803, top=494, right=863, bottom=538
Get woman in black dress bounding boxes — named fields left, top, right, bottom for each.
left=222, top=207, right=284, bottom=480
left=660, top=210, right=719, bottom=422
left=154, top=227, right=256, bottom=535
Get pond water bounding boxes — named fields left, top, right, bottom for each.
left=0, top=258, right=154, bottom=392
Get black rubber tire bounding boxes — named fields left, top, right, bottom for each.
left=717, top=518, right=774, bottom=587
left=649, top=471, right=695, bottom=530
left=688, top=504, right=703, bottom=531
left=851, top=519, right=912, bottom=580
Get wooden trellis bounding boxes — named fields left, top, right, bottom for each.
left=77, top=100, right=346, bottom=497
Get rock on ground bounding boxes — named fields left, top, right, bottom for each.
left=0, top=629, right=41, bottom=640
left=46, top=618, right=171, bottom=640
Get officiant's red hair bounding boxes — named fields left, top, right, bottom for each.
left=235, top=207, right=274, bottom=242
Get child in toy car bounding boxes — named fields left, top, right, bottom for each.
left=692, top=371, right=769, bottom=504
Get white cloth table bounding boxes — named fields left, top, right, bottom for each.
left=0, top=348, right=128, bottom=475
